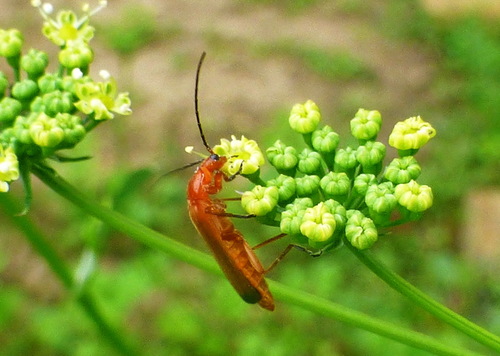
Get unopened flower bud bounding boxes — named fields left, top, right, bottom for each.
left=311, top=125, right=340, bottom=153
left=0, top=97, right=22, bottom=122
left=384, top=156, right=421, bottom=184
left=350, top=109, right=382, bottom=141
left=38, top=73, right=63, bottom=93
left=280, top=198, right=314, bottom=236
left=21, top=49, right=49, bottom=79
left=334, top=146, right=358, bottom=173
left=353, top=173, right=377, bottom=196
left=266, top=140, right=298, bottom=175
left=266, top=174, right=296, bottom=204
left=295, top=175, right=320, bottom=197
left=59, top=40, right=93, bottom=69
left=0, top=29, right=23, bottom=58
left=365, top=182, right=397, bottom=214
left=29, top=113, right=65, bottom=147
left=395, top=180, right=433, bottom=212
left=389, top=116, right=436, bottom=153
left=356, top=141, right=386, bottom=174
left=300, top=202, right=336, bottom=243
left=12, top=79, right=39, bottom=101
left=297, top=148, right=324, bottom=175
left=320, top=172, right=350, bottom=200
left=289, top=100, right=321, bottom=134
left=345, top=210, right=378, bottom=249
left=241, top=185, right=279, bottom=216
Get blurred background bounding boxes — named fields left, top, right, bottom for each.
left=0, top=0, right=499, bottom=355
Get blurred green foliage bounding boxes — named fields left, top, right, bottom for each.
left=1, top=0, right=499, bottom=355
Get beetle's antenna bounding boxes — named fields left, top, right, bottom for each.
left=195, top=52, right=214, bottom=154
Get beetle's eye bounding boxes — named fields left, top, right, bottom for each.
left=210, top=153, right=219, bottom=161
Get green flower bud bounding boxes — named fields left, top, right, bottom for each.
left=356, top=141, right=386, bottom=167
left=20, top=49, right=49, bottom=79
left=388, top=116, right=436, bottom=153
left=297, top=148, right=324, bottom=175
left=0, top=146, right=20, bottom=192
left=266, top=140, right=298, bottom=175
left=280, top=198, right=314, bottom=236
left=320, top=172, right=350, bottom=200
left=350, top=109, right=382, bottom=141
left=289, top=100, right=321, bottom=134
left=365, top=182, right=397, bottom=214
left=300, top=202, right=336, bottom=243
left=266, top=174, right=296, bottom=204
left=38, top=73, right=64, bottom=93
left=11, top=79, right=39, bottom=101
left=13, top=114, right=36, bottom=144
left=384, top=156, right=421, bottom=184
left=241, top=185, right=279, bottom=216
left=295, top=175, right=320, bottom=197
left=311, top=125, right=340, bottom=153
left=323, top=199, right=347, bottom=232
left=56, top=113, right=85, bottom=145
left=29, top=113, right=65, bottom=147
left=395, top=180, right=433, bottom=212
left=32, top=90, right=75, bottom=117
left=0, top=29, right=23, bottom=58
left=0, top=72, right=9, bottom=97
left=58, top=40, right=93, bottom=69
left=345, top=210, right=378, bottom=249
left=0, top=97, right=22, bottom=122
left=353, top=173, right=377, bottom=196
left=334, top=147, right=358, bottom=173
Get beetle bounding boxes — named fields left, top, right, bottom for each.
left=186, top=52, right=275, bottom=311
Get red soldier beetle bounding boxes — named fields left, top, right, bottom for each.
left=186, top=52, right=278, bottom=311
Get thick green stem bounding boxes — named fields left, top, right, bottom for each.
left=0, top=194, right=140, bottom=356
left=345, top=241, right=500, bottom=353
left=29, top=164, right=488, bottom=355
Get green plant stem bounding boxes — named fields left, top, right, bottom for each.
left=0, top=194, right=140, bottom=356
left=30, top=164, right=487, bottom=356
left=345, top=241, right=500, bottom=353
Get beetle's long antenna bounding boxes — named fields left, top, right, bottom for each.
left=195, top=52, right=214, bottom=154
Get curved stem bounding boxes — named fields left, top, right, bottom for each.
left=0, top=194, right=140, bottom=356
left=29, top=163, right=490, bottom=355
left=345, top=241, right=500, bottom=353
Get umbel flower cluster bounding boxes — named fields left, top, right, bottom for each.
left=212, top=101, right=436, bottom=251
left=0, top=1, right=131, bottom=194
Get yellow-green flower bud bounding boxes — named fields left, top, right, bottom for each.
left=12, top=79, right=39, bottom=101
left=59, top=40, right=93, bottom=69
left=38, top=73, right=63, bottom=93
left=241, top=185, right=279, bottom=216
left=311, top=125, right=340, bottom=153
left=213, top=135, right=265, bottom=176
left=20, top=49, right=49, bottom=79
left=280, top=198, right=313, bottom=236
left=320, top=172, right=350, bottom=200
left=266, top=140, right=298, bottom=175
left=0, top=97, right=22, bottom=122
left=388, top=116, right=436, bottom=153
left=13, top=114, right=36, bottom=144
left=297, top=148, right=324, bottom=175
left=356, top=141, right=386, bottom=174
left=350, top=109, right=382, bottom=141
left=0, top=146, right=19, bottom=192
left=289, top=100, right=321, bottom=134
left=266, top=174, right=296, bottom=204
left=295, top=175, right=320, bottom=197
left=29, top=113, right=65, bottom=147
left=353, top=173, right=377, bottom=196
left=56, top=113, right=85, bottom=145
left=0, top=29, right=23, bottom=58
left=345, top=210, right=378, bottom=249
left=334, top=146, right=358, bottom=173
left=394, top=180, right=433, bottom=212
left=300, top=202, right=336, bottom=243
left=32, top=90, right=75, bottom=117
left=365, top=182, right=397, bottom=214
left=384, top=156, right=421, bottom=184
left=323, top=199, right=347, bottom=231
